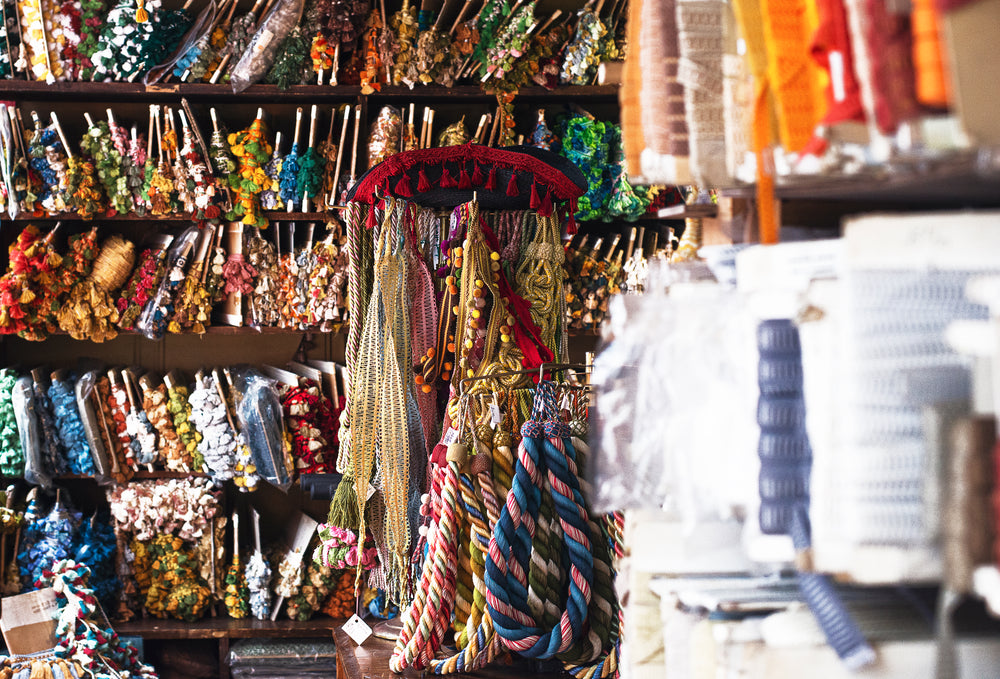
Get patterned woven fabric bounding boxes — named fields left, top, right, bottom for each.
left=622, top=0, right=647, bottom=175
left=759, top=0, right=823, bottom=152
left=637, top=0, right=693, bottom=183
left=677, top=0, right=728, bottom=186
left=722, top=4, right=752, bottom=181
left=911, top=0, right=952, bottom=108
left=858, top=0, right=920, bottom=134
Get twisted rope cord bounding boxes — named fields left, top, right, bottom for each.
left=486, top=381, right=594, bottom=659
left=430, top=429, right=509, bottom=674
left=565, top=432, right=622, bottom=678
left=389, top=456, right=461, bottom=671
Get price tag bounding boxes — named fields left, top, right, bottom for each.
left=442, top=428, right=459, bottom=444
left=342, top=614, right=373, bottom=646
left=366, top=483, right=377, bottom=501
left=489, top=402, right=502, bottom=427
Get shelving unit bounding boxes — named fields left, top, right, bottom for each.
left=0, top=73, right=620, bottom=679
left=117, top=617, right=345, bottom=679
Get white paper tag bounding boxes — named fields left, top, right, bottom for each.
left=489, top=402, right=502, bottom=427
left=366, top=483, right=377, bottom=501
left=254, top=29, right=275, bottom=54
left=442, top=428, right=459, bottom=445
left=829, top=51, right=846, bottom=103
left=342, top=614, right=373, bottom=645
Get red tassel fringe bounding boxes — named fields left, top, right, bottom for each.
left=506, top=171, right=518, bottom=197
left=440, top=167, right=457, bottom=188
left=458, top=163, right=472, bottom=189
left=529, top=181, right=541, bottom=209
left=417, top=165, right=431, bottom=192
left=471, top=163, right=484, bottom=186
left=394, top=172, right=413, bottom=197
left=485, top=165, right=497, bottom=190
left=539, top=187, right=553, bottom=216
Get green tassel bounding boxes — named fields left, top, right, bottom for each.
left=328, top=473, right=359, bottom=530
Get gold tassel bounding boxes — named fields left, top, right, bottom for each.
left=136, top=0, right=149, bottom=22
left=328, top=473, right=360, bottom=530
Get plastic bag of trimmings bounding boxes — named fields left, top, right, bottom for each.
left=230, top=0, right=306, bottom=93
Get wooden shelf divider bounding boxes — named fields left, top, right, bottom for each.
left=116, top=616, right=346, bottom=640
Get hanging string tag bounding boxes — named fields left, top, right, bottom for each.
left=366, top=483, right=378, bottom=501
left=489, top=393, right=502, bottom=427
left=342, top=614, right=373, bottom=645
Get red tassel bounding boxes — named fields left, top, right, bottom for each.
left=566, top=210, right=577, bottom=236
left=458, top=163, right=472, bottom=189
left=366, top=203, right=377, bottom=228
left=506, top=171, right=518, bottom=197
left=539, top=187, right=553, bottom=216
left=529, top=181, right=541, bottom=209
left=440, top=166, right=457, bottom=188
left=417, top=165, right=431, bottom=192
left=471, top=163, right=484, bottom=186
left=394, top=172, right=413, bottom=197
left=485, top=165, right=497, bottom=190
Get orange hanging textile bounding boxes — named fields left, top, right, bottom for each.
left=759, top=0, right=823, bottom=153
left=732, top=0, right=780, bottom=243
left=911, top=0, right=952, bottom=108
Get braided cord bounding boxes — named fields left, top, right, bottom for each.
left=379, top=200, right=414, bottom=588
left=430, top=432, right=508, bottom=675
left=389, top=457, right=461, bottom=671
left=486, top=381, right=594, bottom=659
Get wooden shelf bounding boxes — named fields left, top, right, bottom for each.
left=333, top=625, right=572, bottom=679
left=654, top=203, right=718, bottom=220
left=14, top=211, right=334, bottom=223
left=116, top=616, right=346, bottom=640
left=719, top=159, right=1000, bottom=208
left=368, top=84, right=620, bottom=102
left=0, top=80, right=618, bottom=104
left=0, top=80, right=364, bottom=103
left=56, top=471, right=210, bottom=481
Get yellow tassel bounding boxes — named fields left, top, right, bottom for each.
left=135, top=0, right=148, bottom=22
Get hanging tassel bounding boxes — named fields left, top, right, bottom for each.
left=366, top=203, right=377, bottom=228
left=539, top=187, right=553, bottom=216
left=529, top=180, right=541, bottom=209
left=567, top=198, right=578, bottom=235
left=506, top=171, right=518, bottom=197
left=457, top=163, right=471, bottom=190
left=135, top=0, right=149, bottom=22
left=394, top=172, right=413, bottom=197
left=471, top=162, right=484, bottom=186
left=417, top=164, right=431, bottom=193
left=328, top=474, right=360, bottom=530
left=440, top=166, right=457, bottom=189
left=485, top=165, right=497, bottom=190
